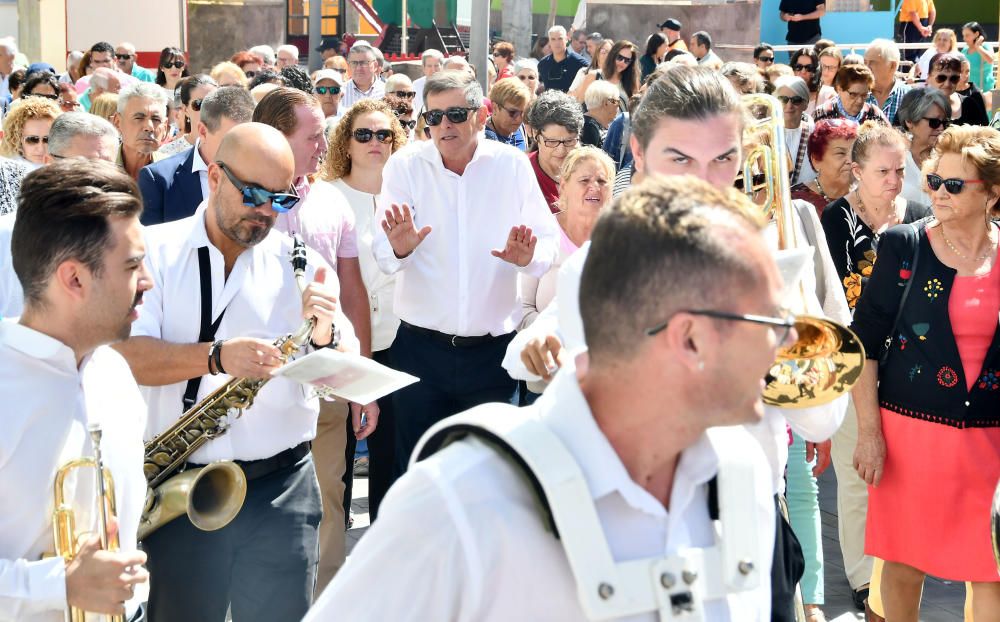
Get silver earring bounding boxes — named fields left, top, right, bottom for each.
left=697, top=360, right=705, bottom=371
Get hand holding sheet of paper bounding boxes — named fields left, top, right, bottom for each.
left=272, top=348, right=419, bottom=405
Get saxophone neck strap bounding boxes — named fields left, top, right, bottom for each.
left=182, top=246, right=229, bottom=411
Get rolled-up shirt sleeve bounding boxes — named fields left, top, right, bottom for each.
left=0, top=556, right=67, bottom=619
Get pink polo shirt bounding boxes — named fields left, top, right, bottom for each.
left=275, top=177, right=359, bottom=271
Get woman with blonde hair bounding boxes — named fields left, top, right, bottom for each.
left=0, top=97, right=61, bottom=166
left=911, top=28, right=958, bottom=83
left=321, top=98, right=408, bottom=520
left=210, top=61, right=248, bottom=88
left=88, top=92, right=118, bottom=122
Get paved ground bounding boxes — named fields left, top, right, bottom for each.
left=346, top=466, right=967, bottom=620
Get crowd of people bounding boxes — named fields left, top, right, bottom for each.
left=0, top=10, right=998, bottom=622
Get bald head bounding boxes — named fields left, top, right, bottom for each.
left=215, top=122, right=295, bottom=181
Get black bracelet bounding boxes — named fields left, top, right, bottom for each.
left=310, top=325, right=341, bottom=350
left=207, top=341, right=219, bottom=375
left=212, top=339, right=227, bottom=375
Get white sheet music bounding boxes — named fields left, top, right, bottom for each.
left=273, top=348, right=418, bottom=404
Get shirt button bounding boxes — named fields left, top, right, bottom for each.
left=965, top=400, right=971, bottom=407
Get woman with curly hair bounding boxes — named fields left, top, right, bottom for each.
left=0, top=97, right=61, bottom=166
left=320, top=98, right=407, bottom=520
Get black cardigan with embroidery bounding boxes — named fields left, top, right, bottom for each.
left=850, top=222, right=1000, bottom=429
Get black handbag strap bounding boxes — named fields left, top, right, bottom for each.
left=182, top=246, right=227, bottom=410
left=879, top=223, right=921, bottom=366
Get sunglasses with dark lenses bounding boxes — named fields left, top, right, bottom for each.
left=399, top=119, right=417, bottom=130
left=216, top=161, right=300, bottom=212
left=926, top=173, right=986, bottom=195
left=923, top=117, right=950, bottom=130
left=115, top=53, right=133, bottom=60
left=244, top=70, right=257, bottom=79
left=776, top=95, right=807, bottom=106
left=934, top=73, right=961, bottom=85
left=315, top=85, right=341, bottom=96
left=163, top=60, right=186, bottom=69
left=758, top=56, right=775, bottom=63
left=792, top=63, right=817, bottom=73
left=28, top=92, right=59, bottom=101
left=352, top=128, right=394, bottom=144
left=190, top=98, right=204, bottom=111
left=422, top=106, right=478, bottom=126
left=390, top=90, right=416, bottom=99
left=615, top=54, right=633, bottom=64
left=23, top=135, right=49, bottom=145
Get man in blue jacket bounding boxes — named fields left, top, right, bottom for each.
left=138, top=86, right=254, bottom=226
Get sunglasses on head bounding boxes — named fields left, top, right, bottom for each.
left=934, top=73, right=961, bottom=85
left=163, top=60, right=186, bottom=69
left=23, top=135, right=48, bottom=145
left=353, top=128, right=394, bottom=144
left=390, top=90, right=416, bottom=99
left=615, top=54, right=633, bottom=64
left=926, top=173, right=986, bottom=195
left=315, top=85, right=341, bottom=95
left=923, top=117, right=950, bottom=130
left=422, top=106, right=478, bottom=126
left=28, top=92, right=59, bottom=101
left=758, top=56, right=775, bottom=63
left=792, top=63, right=816, bottom=72
left=216, top=161, right=300, bottom=212
left=399, top=119, right=417, bottom=130
left=115, top=53, right=133, bottom=60
left=776, top=94, right=806, bottom=106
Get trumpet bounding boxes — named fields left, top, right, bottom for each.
left=52, top=423, right=124, bottom=622
left=740, top=93, right=866, bottom=408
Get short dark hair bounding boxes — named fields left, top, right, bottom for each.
left=89, top=41, right=114, bottom=56
left=249, top=70, right=286, bottom=90
left=692, top=31, right=712, bottom=50
left=200, top=86, right=255, bottom=132
left=12, top=159, right=143, bottom=309
left=279, top=66, right=314, bottom=94
left=155, top=47, right=189, bottom=87
left=753, top=43, right=773, bottom=60
left=579, top=175, right=765, bottom=362
left=253, top=87, right=320, bottom=135
left=22, top=72, right=60, bottom=98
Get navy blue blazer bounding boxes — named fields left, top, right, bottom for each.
left=138, top=146, right=204, bottom=226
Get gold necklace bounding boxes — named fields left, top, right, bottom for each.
left=941, top=227, right=995, bottom=262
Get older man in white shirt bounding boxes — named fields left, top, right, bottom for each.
left=115, top=123, right=357, bottom=621
left=0, top=159, right=152, bottom=621
left=374, top=70, right=559, bottom=481
left=306, top=175, right=781, bottom=621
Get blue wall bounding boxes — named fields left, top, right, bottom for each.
left=760, top=0, right=899, bottom=58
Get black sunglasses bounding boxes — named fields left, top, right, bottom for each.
left=923, top=117, right=950, bottom=130
left=615, top=54, right=633, bottom=64
left=353, top=128, right=394, bottom=144
left=422, top=106, right=478, bottom=126
left=390, top=90, right=416, bottom=99
left=792, top=63, right=817, bottom=72
left=216, top=161, right=300, bottom=212
left=190, top=98, right=204, bottom=111
left=776, top=95, right=806, bottom=106
left=399, top=119, right=417, bottom=130
left=646, top=309, right=796, bottom=344
left=315, top=85, right=341, bottom=95
left=23, top=135, right=49, bottom=145
left=27, top=92, right=59, bottom=101
left=163, top=60, right=186, bottom=69
left=934, top=73, right=961, bottom=85
left=244, top=70, right=257, bottom=79
left=115, top=53, right=133, bottom=60
left=926, top=173, right=986, bottom=195
left=758, top=56, right=775, bottom=63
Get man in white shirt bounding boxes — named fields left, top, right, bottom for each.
left=374, top=70, right=559, bottom=482
left=411, top=48, right=443, bottom=112
left=340, top=42, right=385, bottom=109
left=306, top=175, right=783, bottom=621
left=0, top=159, right=152, bottom=621
left=253, top=86, right=375, bottom=591
left=115, top=123, right=357, bottom=621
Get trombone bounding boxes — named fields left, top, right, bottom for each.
left=52, top=423, right=124, bottom=622
left=740, top=93, right=866, bottom=408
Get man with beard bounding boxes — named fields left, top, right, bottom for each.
left=0, top=159, right=152, bottom=621
left=115, top=123, right=358, bottom=621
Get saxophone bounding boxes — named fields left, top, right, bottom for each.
left=138, top=237, right=316, bottom=539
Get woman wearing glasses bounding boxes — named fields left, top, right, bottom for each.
left=775, top=76, right=817, bottom=186
left=814, top=65, right=889, bottom=126
left=485, top=78, right=531, bottom=151
left=790, top=47, right=823, bottom=115
left=927, top=52, right=989, bottom=127
left=492, top=41, right=515, bottom=81
left=513, top=59, right=540, bottom=101
left=601, top=40, right=639, bottom=100
left=155, top=47, right=189, bottom=92
left=850, top=125, right=1000, bottom=620
left=157, top=74, right=217, bottom=157
left=321, top=98, right=411, bottom=520
left=0, top=97, right=61, bottom=168
left=21, top=72, right=60, bottom=101
left=896, top=87, right=950, bottom=207
left=523, top=89, right=584, bottom=212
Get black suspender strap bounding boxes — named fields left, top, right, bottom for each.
left=707, top=475, right=720, bottom=521
left=181, top=246, right=227, bottom=410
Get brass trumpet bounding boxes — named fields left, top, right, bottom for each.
left=741, top=94, right=866, bottom=408
left=53, top=423, right=124, bottom=622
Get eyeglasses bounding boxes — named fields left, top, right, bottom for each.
left=23, top=135, right=49, bottom=145
left=390, top=90, right=416, bottom=99
left=537, top=133, right=578, bottom=149
left=926, top=173, right=986, bottom=195
left=244, top=70, right=257, bottom=79
left=645, top=309, right=797, bottom=345
left=501, top=106, right=523, bottom=119
left=352, top=128, right=394, bottom=144
left=115, top=53, right=133, bottom=60
left=776, top=95, right=806, bottom=106
left=422, top=106, right=478, bottom=126
left=58, top=99, right=81, bottom=110
left=190, top=98, right=204, bottom=111
left=615, top=54, right=633, bottom=64
left=934, top=73, right=961, bottom=85
left=163, top=60, right=186, bottom=69
left=348, top=59, right=372, bottom=68
left=399, top=119, right=416, bottom=130
left=922, top=117, right=950, bottom=130
left=842, top=89, right=870, bottom=100
left=792, top=63, right=817, bottom=73
left=27, top=92, right=59, bottom=101
left=821, top=63, right=839, bottom=72
left=758, top=56, right=775, bottom=63
left=216, top=161, right=300, bottom=212
left=315, top=85, right=341, bottom=95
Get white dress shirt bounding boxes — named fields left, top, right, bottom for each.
left=132, top=203, right=358, bottom=462
left=306, top=366, right=774, bottom=621
left=0, top=213, right=22, bottom=319
left=373, top=139, right=559, bottom=336
left=331, top=178, right=399, bottom=352
left=339, top=78, right=385, bottom=110
left=191, top=139, right=210, bottom=200
left=0, top=322, right=148, bottom=621
left=412, top=76, right=427, bottom=112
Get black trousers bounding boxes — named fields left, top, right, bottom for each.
left=771, top=494, right=806, bottom=622
left=899, top=19, right=929, bottom=63
left=389, top=323, right=517, bottom=482
left=143, top=452, right=322, bottom=622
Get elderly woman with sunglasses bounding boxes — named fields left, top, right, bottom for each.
left=0, top=97, right=61, bottom=168
left=485, top=78, right=531, bottom=151
left=523, top=89, right=584, bottom=212
left=775, top=76, right=817, bottom=185
left=849, top=125, right=1000, bottom=620
left=157, top=74, right=217, bottom=157
left=896, top=87, right=951, bottom=207
left=928, top=52, right=989, bottom=127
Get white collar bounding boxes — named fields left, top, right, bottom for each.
left=191, top=138, right=209, bottom=174
left=0, top=319, right=83, bottom=371
left=181, top=201, right=284, bottom=257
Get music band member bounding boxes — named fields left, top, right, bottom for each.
left=0, top=160, right=151, bottom=620
left=115, top=123, right=357, bottom=621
